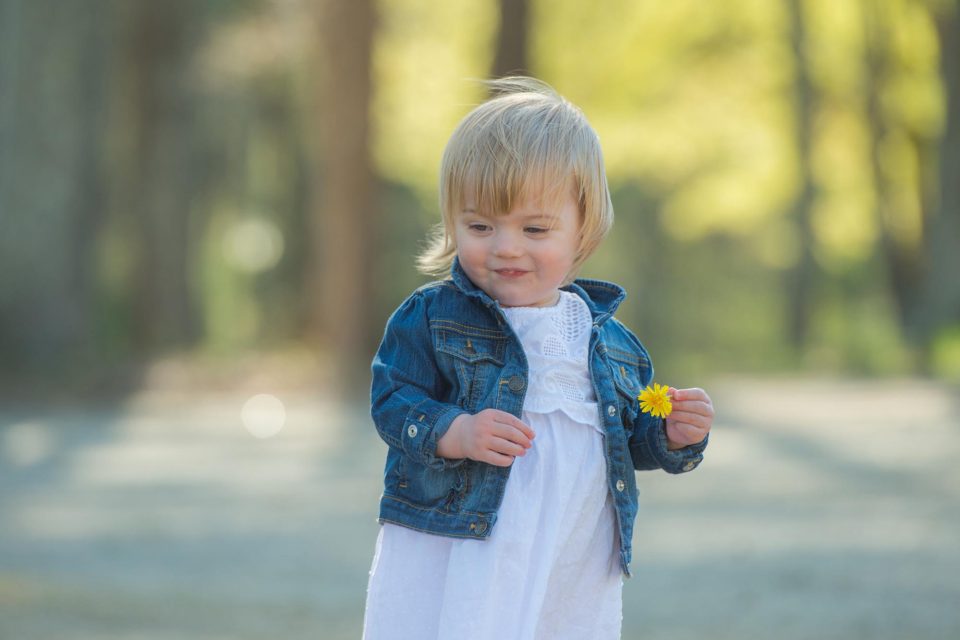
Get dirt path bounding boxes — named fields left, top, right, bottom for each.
left=1, top=378, right=958, bottom=639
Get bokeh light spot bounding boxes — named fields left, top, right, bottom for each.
left=223, top=217, right=284, bottom=273
left=241, top=394, right=286, bottom=439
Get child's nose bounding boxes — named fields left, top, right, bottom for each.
left=492, top=230, right=523, bottom=257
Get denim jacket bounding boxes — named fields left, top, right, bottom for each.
left=370, top=258, right=708, bottom=575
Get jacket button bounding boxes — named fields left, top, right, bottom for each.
left=683, top=460, right=698, bottom=472
left=616, top=479, right=625, bottom=492
left=607, top=404, right=617, bottom=417
left=407, top=424, right=418, bottom=438
left=508, top=375, right=525, bottom=392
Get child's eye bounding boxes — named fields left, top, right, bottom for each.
left=524, top=227, right=548, bottom=234
left=468, top=223, right=490, bottom=232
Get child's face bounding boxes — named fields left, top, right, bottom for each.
left=455, top=190, right=580, bottom=307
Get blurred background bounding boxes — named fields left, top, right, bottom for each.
left=1, top=0, right=958, bottom=638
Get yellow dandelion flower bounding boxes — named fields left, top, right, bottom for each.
left=638, top=383, right=672, bottom=418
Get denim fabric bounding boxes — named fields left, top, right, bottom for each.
left=370, top=258, right=708, bottom=575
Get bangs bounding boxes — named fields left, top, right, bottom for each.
left=459, top=160, right=577, bottom=222
left=443, top=96, right=583, bottom=220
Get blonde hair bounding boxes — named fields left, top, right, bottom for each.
left=417, top=77, right=614, bottom=283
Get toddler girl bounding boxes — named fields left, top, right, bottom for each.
left=363, top=77, right=714, bottom=639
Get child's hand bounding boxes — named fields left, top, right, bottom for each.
left=437, top=409, right=535, bottom=467
left=664, top=387, right=713, bottom=451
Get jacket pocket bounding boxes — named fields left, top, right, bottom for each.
left=431, top=321, right=508, bottom=411
left=607, top=350, right=644, bottom=430
left=392, top=457, right=471, bottom=514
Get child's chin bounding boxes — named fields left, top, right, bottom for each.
left=499, top=293, right=557, bottom=308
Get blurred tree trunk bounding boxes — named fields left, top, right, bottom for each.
left=493, top=0, right=529, bottom=78
left=916, top=4, right=960, bottom=357
left=117, top=0, right=205, bottom=352
left=784, top=0, right=818, bottom=357
left=863, top=2, right=926, bottom=343
left=310, top=0, right=378, bottom=393
left=0, top=0, right=111, bottom=376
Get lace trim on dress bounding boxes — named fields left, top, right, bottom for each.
left=502, top=291, right=602, bottom=430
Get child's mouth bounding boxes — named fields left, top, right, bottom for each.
left=495, top=269, right=528, bottom=278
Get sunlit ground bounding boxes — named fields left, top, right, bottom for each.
left=1, top=376, right=958, bottom=639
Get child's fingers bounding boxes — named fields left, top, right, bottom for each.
left=667, top=410, right=712, bottom=429
left=672, top=387, right=710, bottom=401
left=492, top=423, right=533, bottom=449
left=488, top=436, right=528, bottom=458
left=491, top=410, right=536, bottom=441
left=483, top=450, right=517, bottom=467
left=669, top=400, right=714, bottom=418
left=666, top=420, right=707, bottom=446
left=471, top=409, right=533, bottom=448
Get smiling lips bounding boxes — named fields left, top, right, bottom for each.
left=494, top=268, right=529, bottom=278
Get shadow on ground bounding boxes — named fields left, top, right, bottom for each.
left=1, top=377, right=958, bottom=639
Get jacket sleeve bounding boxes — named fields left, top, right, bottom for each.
left=619, top=326, right=708, bottom=474
left=370, top=290, right=467, bottom=471
left=630, top=410, right=708, bottom=474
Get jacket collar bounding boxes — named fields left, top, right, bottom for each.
left=564, top=278, right=626, bottom=326
left=449, top=257, right=625, bottom=326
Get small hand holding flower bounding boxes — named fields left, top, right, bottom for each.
left=638, top=383, right=673, bottom=418
left=662, top=386, right=713, bottom=451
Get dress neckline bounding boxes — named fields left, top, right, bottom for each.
left=500, top=290, right=570, bottom=313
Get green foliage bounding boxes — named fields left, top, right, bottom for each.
left=164, top=0, right=958, bottom=376
left=2, top=0, right=953, bottom=384
left=930, top=325, right=960, bottom=380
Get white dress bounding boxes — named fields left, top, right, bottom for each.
left=363, top=291, right=623, bottom=640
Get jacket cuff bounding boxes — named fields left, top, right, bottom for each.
left=646, top=419, right=707, bottom=474
left=401, top=401, right=467, bottom=470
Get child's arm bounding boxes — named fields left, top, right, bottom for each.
left=371, top=291, right=467, bottom=471
left=370, top=290, right=534, bottom=470
left=628, top=395, right=709, bottom=474
left=614, top=323, right=711, bottom=473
